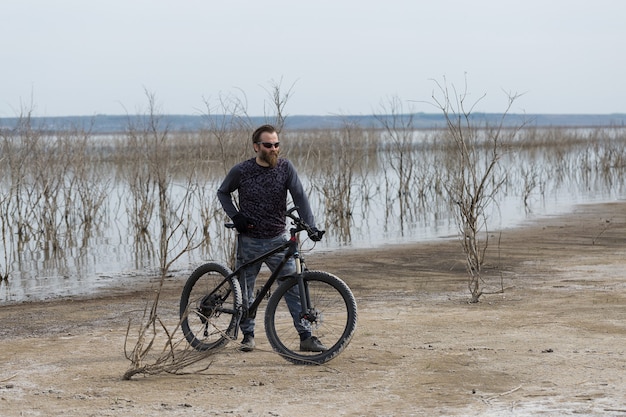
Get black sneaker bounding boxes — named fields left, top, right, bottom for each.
left=240, top=334, right=255, bottom=352
left=300, top=336, right=327, bottom=352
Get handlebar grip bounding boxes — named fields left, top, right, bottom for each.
left=308, top=228, right=325, bottom=242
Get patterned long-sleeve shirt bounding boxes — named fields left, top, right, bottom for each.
left=217, top=157, right=316, bottom=239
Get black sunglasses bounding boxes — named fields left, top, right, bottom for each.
left=258, top=142, right=280, bottom=149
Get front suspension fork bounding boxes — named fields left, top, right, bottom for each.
left=294, top=254, right=315, bottom=324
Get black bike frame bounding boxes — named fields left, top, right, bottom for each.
left=218, top=228, right=312, bottom=323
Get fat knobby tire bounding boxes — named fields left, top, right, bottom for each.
left=264, top=270, right=357, bottom=365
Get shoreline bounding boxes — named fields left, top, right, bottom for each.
left=1, top=199, right=624, bottom=307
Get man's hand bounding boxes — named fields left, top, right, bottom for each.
left=232, top=213, right=254, bottom=234
left=308, top=227, right=325, bottom=242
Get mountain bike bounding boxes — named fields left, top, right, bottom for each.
left=179, top=207, right=357, bottom=365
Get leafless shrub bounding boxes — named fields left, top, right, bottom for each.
left=122, top=92, right=208, bottom=379
left=520, top=163, right=540, bottom=211
left=262, top=77, right=293, bottom=133
left=430, top=76, right=524, bottom=303
left=2, top=111, right=43, bottom=248
left=0, top=107, right=115, bottom=279
left=0, top=188, right=9, bottom=281
left=122, top=193, right=207, bottom=380
left=375, top=96, right=430, bottom=229
left=122, top=277, right=216, bottom=380
left=199, top=92, right=252, bottom=170
left=49, top=128, right=112, bottom=249
left=306, top=123, right=373, bottom=240
left=376, top=97, right=416, bottom=192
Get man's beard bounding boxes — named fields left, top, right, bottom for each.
left=261, top=151, right=279, bottom=168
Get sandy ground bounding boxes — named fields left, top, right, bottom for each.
left=1, top=201, right=625, bottom=417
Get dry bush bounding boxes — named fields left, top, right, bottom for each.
left=430, top=77, right=524, bottom=303
left=305, top=124, right=373, bottom=240
left=376, top=96, right=417, bottom=200
left=120, top=92, right=207, bottom=379
left=0, top=110, right=112, bottom=279
left=375, top=96, right=440, bottom=229
left=122, top=278, right=219, bottom=380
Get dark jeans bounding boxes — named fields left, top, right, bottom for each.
left=236, top=234, right=310, bottom=337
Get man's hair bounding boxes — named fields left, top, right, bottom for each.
left=252, top=124, right=278, bottom=144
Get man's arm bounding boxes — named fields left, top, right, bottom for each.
left=286, top=161, right=316, bottom=228
left=216, top=166, right=241, bottom=219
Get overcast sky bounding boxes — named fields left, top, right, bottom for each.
left=2, top=0, right=625, bottom=118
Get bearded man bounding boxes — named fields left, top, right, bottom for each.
left=216, top=124, right=326, bottom=353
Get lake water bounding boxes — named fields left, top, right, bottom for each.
left=1, top=128, right=624, bottom=304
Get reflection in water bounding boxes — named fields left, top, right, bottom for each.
left=1, top=127, right=625, bottom=303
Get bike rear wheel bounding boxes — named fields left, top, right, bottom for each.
left=179, top=262, right=242, bottom=351
left=265, top=270, right=357, bottom=365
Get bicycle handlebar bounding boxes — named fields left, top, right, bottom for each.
left=225, top=207, right=325, bottom=241
left=286, top=206, right=325, bottom=241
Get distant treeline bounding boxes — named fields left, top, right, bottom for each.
left=1, top=113, right=625, bottom=133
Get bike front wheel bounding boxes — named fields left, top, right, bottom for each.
left=179, top=262, right=242, bottom=352
left=265, top=270, right=357, bottom=365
